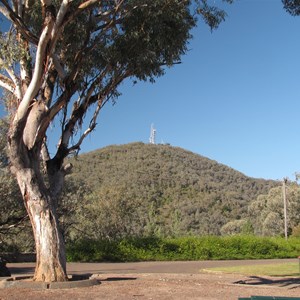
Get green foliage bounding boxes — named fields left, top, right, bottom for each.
left=2, top=0, right=228, bottom=90
left=67, top=142, right=278, bottom=239
left=292, top=224, right=300, bottom=237
left=0, top=117, right=33, bottom=252
left=74, top=184, right=143, bottom=240
left=0, top=170, right=33, bottom=252
left=66, top=235, right=300, bottom=262
left=220, top=219, right=253, bottom=236
left=0, top=118, right=8, bottom=168
left=248, top=183, right=300, bottom=237
left=282, top=0, right=300, bottom=16
left=106, top=0, right=195, bottom=82
left=57, top=177, right=91, bottom=242
left=51, top=0, right=231, bottom=84
left=66, top=238, right=120, bottom=262
left=196, top=0, right=233, bottom=30
left=0, top=32, right=28, bottom=69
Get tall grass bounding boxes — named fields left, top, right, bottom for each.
left=66, top=235, right=300, bottom=262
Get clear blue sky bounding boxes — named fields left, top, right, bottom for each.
left=1, top=0, right=300, bottom=180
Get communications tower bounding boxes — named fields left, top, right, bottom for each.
left=149, top=124, right=156, bottom=144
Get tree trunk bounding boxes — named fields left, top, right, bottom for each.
left=15, top=168, right=67, bottom=282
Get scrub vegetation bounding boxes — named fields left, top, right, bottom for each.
left=67, top=142, right=279, bottom=239
left=66, top=236, right=300, bottom=262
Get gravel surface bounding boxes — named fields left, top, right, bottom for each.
left=1, top=259, right=299, bottom=300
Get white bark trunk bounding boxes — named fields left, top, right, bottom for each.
left=16, top=168, right=67, bottom=282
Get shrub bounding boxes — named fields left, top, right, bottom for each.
left=66, top=235, right=300, bottom=262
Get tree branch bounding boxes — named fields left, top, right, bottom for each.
left=0, top=4, right=10, bottom=19
left=41, top=60, right=58, bottom=107
left=41, top=140, right=51, bottom=161
left=47, top=83, right=77, bottom=123
left=17, top=0, right=23, bottom=17
left=0, top=214, right=29, bottom=230
left=0, top=59, right=22, bottom=99
left=19, top=39, right=32, bottom=95
left=78, top=0, right=98, bottom=10
left=51, top=54, right=66, bottom=80
left=36, top=84, right=78, bottom=155
left=50, top=71, right=112, bottom=163
left=14, top=10, right=55, bottom=123
left=41, top=139, right=50, bottom=173
left=0, top=73, right=15, bottom=94
left=60, top=0, right=103, bottom=32
left=49, top=0, right=73, bottom=55
left=65, top=69, right=130, bottom=154
left=0, top=0, right=38, bottom=45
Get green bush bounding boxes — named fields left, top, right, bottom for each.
left=66, top=235, right=300, bottom=262
left=66, top=239, right=121, bottom=262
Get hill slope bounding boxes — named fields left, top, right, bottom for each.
left=68, top=142, right=278, bottom=237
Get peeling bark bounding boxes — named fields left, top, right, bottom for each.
left=23, top=100, right=48, bottom=150
left=15, top=168, right=67, bottom=282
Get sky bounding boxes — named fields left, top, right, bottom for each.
left=1, top=0, right=300, bottom=181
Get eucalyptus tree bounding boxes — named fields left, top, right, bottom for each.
left=248, top=184, right=300, bottom=237
left=0, top=0, right=232, bottom=282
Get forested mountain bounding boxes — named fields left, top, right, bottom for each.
left=68, top=142, right=279, bottom=238
left=0, top=141, right=282, bottom=252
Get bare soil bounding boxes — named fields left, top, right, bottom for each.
left=1, top=260, right=300, bottom=300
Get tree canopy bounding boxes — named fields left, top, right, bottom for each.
left=248, top=182, right=300, bottom=237
left=282, top=0, right=300, bottom=16
left=0, top=0, right=234, bottom=281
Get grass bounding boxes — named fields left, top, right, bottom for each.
left=204, top=262, right=300, bottom=277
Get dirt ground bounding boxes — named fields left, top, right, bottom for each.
left=1, top=260, right=300, bottom=300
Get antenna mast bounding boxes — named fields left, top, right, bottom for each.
left=149, top=124, right=156, bottom=144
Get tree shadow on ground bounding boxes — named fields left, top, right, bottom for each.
left=101, top=277, right=137, bottom=281
left=234, top=276, right=300, bottom=289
